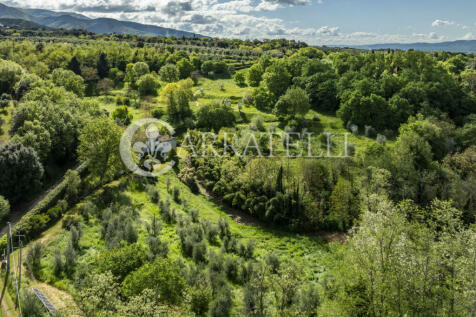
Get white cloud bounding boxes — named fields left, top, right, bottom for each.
left=432, top=19, right=454, bottom=27
left=2, top=0, right=466, bottom=45
left=429, top=32, right=439, bottom=39
left=461, top=32, right=475, bottom=40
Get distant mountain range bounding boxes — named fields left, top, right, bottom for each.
left=339, top=40, right=476, bottom=53
left=0, top=2, right=204, bottom=38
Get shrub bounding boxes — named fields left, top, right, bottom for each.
left=266, top=252, right=280, bottom=273
left=62, top=214, right=82, bottom=230
left=209, top=284, right=233, bottom=317
left=234, top=71, right=247, bottom=87
left=21, top=289, right=44, bottom=317
left=147, top=236, right=168, bottom=259
left=64, top=239, right=77, bottom=273
left=249, top=115, right=265, bottom=132
left=159, top=64, right=179, bottom=83
left=80, top=200, right=97, bottom=221
left=112, top=106, right=133, bottom=125
left=0, top=195, right=9, bottom=222
left=191, top=209, right=199, bottom=223
left=70, top=226, right=82, bottom=249
left=26, top=242, right=43, bottom=277
left=208, top=251, right=224, bottom=274
left=121, top=258, right=186, bottom=305
left=53, top=248, right=64, bottom=276
left=0, top=143, right=43, bottom=203
left=151, top=108, right=164, bottom=119
left=191, top=285, right=212, bottom=316
left=239, top=240, right=255, bottom=259
left=173, top=187, right=181, bottom=203
left=218, top=217, right=231, bottom=239
left=137, top=74, right=159, bottom=96
left=193, top=240, right=207, bottom=263
left=224, top=256, right=240, bottom=283
left=98, top=244, right=147, bottom=282
left=146, top=184, right=160, bottom=203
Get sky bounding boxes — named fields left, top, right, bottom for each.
left=4, top=0, right=476, bottom=45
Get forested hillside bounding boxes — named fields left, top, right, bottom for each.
left=0, top=31, right=474, bottom=316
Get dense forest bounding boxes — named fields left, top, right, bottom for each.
left=0, top=29, right=474, bottom=316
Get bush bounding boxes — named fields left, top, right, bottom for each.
left=151, top=108, right=164, bottom=119
left=234, top=71, right=247, bottom=87
left=112, top=106, right=133, bottom=125
left=238, top=240, right=255, bottom=259
left=209, top=284, right=233, bottom=317
left=146, top=184, right=160, bottom=203
left=195, top=101, right=236, bottom=131
left=266, top=252, right=280, bottom=273
left=218, top=217, right=231, bottom=239
left=0, top=195, right=9, bottom=222
left=191, top=209, right=199, bottom=223
left=147, top=236, right=168, bottom=259
left=193, top=240, right=207, bottom=263
left=249, top=115, right=265, bottom=132
left=159, top=64, right=179, bottom=83
left=21, top=289, right=44, bottom=317
left=25, top=242, right=43, bottom=278
left=137, top=74, right=159, bottom=96
left=224, top=256, right=240, bottom=283
left=70, top=226, right=82, bottom=249
left=53, top=248, right=64, bottom=276
left=0, top=143, right=43, bottom=203
left=98, top=243, right=147, bottom=282
left=62, top=214, right=82, bottom=230
left=121, top=258, right=186, bottom=305
left=191, top=285, right=212, bottom=316
left=64, top=239, right=77, bottom=273
left=173, top=186, right=181, bottom=203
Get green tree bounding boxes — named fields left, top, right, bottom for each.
left=252, top=86, right=275, bottom=111
left=137, top=74, right=159, bottom=97
left=0, top=143, right=43, bottom=203
left=247, top=64, right=264, bottom=87
left=195, top=101, right=236, bottom=131
left=97, top=52, right=109, bottom=78
left=234, top=71, right=247, bottom=87
left=162, top=82, right=192, bottom=125
left=112, top=106, right=133, bottom=125
left=177, top=58, right=194, bottom=79
left=262, top=61, right=291, bottom=98
left=78, top=117, right=123, bottom=184
left=64, top=169, right=81, bottom=203
left=329, top=177, right=359, bottom=231
left=11, top=120, right=51, bottom=162
left=201, top=60, right=215, bottom=76
left=51, top=68, right=85, bottom=96
left=121, top=258, right=186, bottom=305
left=79, top=271, right=120, bottom=316
left=274, top=87, right=310, bottom=120
left=159, top=64, right=179, bottom=83
left=68, top=56, right=81, bottom=75
left=0, top=59, right=23, bottom=95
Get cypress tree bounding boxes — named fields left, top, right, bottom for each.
left=68, top=56, right=81, bottom=75
left=97, top=52, right=109, bottom=78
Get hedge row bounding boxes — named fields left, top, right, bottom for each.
left=0, top=163, right=87, bottom=250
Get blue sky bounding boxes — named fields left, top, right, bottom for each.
left=4, top=0, right=476, bottom=45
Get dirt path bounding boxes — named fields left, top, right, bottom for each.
left=0, top=163, right=82, bottom=236
left=197, top=181, right=347, bottom=243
